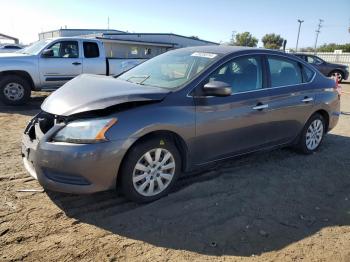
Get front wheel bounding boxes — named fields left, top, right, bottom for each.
left=119, top=136, right=181, bottom=203
left=296, top=113, right=326, bottom=154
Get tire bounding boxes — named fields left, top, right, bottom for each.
left=296, top=113, right=326, bottom=154
left=0, top=75, right=31, bottom=105
left=329, top=70, right=344, bottom=83
left=119, top=136, right=181, bottom=203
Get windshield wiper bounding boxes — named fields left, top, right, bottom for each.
left=126, top=75, right=150, bottom=85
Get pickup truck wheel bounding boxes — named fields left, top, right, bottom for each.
left=0, top=75, right=31, bottom=105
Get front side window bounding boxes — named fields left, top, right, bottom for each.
left=206, top=56, right=263, bottom=93
left=48, top=41, right=79, bottom=58
left=268, top=57, right=302, bottom=87
left=119, top=50, right=221, bottom=89
left=306, top=56, right=323, bottom=65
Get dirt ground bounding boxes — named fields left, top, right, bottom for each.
left=0, top=83, right=350, bottom=262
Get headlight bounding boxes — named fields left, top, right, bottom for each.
left=52, top=118, right=117, bottom=143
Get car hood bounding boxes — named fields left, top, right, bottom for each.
left=0, top=52, right=31, bottom=58
left=328, top=62, right=348, bottom=69
left=41, top=74, right=170, bottom=116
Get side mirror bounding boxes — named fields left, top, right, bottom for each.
left=41, top=49, right=54, bottom=58
left=202, top=81, right=232, bottom=97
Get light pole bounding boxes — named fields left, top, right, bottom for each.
left=295, top=19, right=304, bottom=52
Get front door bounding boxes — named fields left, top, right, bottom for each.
left=39, top=40, right=82, bottom=89
left=193, top=55, right=274, bottom=165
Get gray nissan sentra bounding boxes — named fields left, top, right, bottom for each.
left=22, top=46, right=341, bottom=202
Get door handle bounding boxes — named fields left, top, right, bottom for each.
left=253, top=104, right=269, bottom=110
left=72, top=62, right=81, bottom=65
left=301, top=97, right=313, bottom=103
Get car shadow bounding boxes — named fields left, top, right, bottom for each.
left=47, top=133, right=350, bottom=256
left=0, top=91, right=48, bottom=116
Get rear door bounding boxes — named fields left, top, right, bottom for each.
left=82, top=41, right=106, bottom=75
left=39, top=40, right=82, bottom=88
left=262, top=55, right=316, bottom=143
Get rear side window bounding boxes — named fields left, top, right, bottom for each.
left=83, top=42, right=99, bottom=58
left=207, top=56, right=263, bottom=93
left=302, top=65, right=315, bottom=82
left=267, top=57, right=302, bottom=87
left=4, top=45, right=21, bottom=49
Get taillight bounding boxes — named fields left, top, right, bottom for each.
left=332, top=77, right=342, bottom=95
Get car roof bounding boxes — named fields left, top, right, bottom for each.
left=172, top=45, right=290, bottom=56
left=294, top=53, right=315, bottom=56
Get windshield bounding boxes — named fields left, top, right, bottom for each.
left=119, top=49, right=221, bottom=89
left=17, top=39, right=51, bottom=55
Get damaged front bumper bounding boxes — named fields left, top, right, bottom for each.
left=21, top=112, right=126, bottom=194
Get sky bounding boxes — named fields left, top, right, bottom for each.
left=0, top=0, right=349, bottom=48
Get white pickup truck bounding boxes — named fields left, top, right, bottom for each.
left=0, top=37, right=145, bottom=105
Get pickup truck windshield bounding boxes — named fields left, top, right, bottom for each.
left=17, top=39, right=51, bottom=55
left=119, top=49, right=221, bottom=89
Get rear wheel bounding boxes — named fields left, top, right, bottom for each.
left=329, top=70, right=344, bottom=83
left=296, top=113, right=326, bottom=154
left=119, top=136, right=181, bottom=203
left=0, top=75, right=31, bottom=105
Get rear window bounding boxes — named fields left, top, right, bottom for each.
left=268, top=56, right=303, bottom=87
left=83, top=42, right=99, bottom=58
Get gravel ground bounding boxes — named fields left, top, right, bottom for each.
left=0, top=84, right=349, bottom=262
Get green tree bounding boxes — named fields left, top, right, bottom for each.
left=317, top=43, right=350, bottom=52
left=230, top=32, right=258, bottom=47
left=299, top=47, right=315, bottom=52
left=262, top=33, right=284, bottom=49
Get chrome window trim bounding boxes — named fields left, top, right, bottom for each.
left=187, top=52, right=317, bottom=98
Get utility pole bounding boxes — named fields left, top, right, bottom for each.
left=295, top=19, right=304, bottom=52
left=314, top=19, right=324, bottom=54
left=231, top=30, right=237, bottom=45
left=107, top=16, right=110, bottom=30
